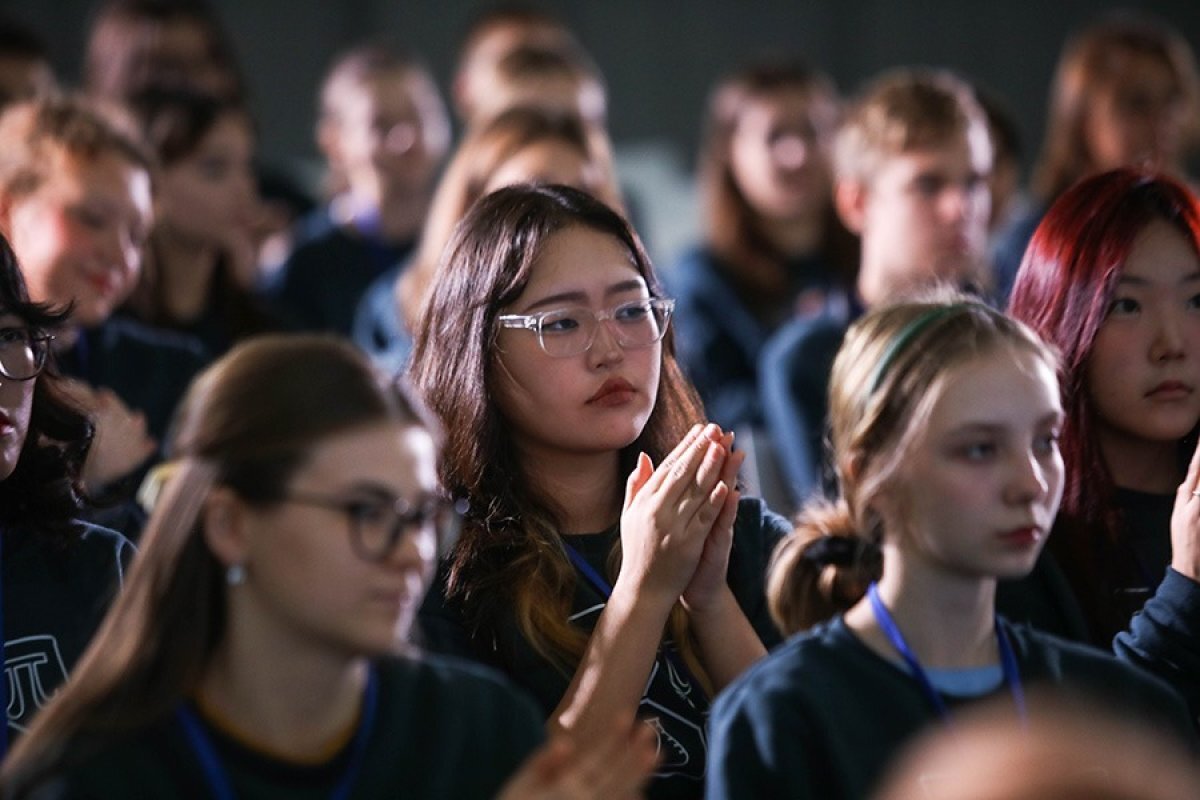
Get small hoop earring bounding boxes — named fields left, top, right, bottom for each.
left=226, top=564, right=247, bottom=586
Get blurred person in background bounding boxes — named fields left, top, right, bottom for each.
left=263, top=43, right=449, bottom=336
left=670, top=58, right=854, bottom=435
left=354, top=107, right=621, bottom=375
left=992, top=10, right=1200, bottom=300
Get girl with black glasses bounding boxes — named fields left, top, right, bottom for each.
left=0, top=234, right=131, bottom=749
left=1, top=335, right=655, bottom=799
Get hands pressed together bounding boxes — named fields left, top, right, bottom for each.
left=617, top=422, right=746, bottom=616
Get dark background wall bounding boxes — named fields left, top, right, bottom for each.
left=4, top=0, right=1198, bottom=257
left=5, top=1, right=1199, bottom=166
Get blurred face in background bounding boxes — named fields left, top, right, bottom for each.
left=156, top=110, right=257, bottom=250
left=843, top=122, right=992, bottom=304
left=2, top=149, right=151, bottom=327
left=728, top=86, right=836, bottom=224
left=483, top=137, right=607, bottom=201
left=329, top=69, right=450, bottom=207
left=1084, top=50, right=1188, bottom=173
left=119, top=18, right=238, bottom=99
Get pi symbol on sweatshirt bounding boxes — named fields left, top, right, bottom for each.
left=5, top=636, right=68, bottom=732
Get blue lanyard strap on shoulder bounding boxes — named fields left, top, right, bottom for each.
left=563, top=540, right=708, bottom=702
left=175, top=666, right=380, bottom=800
left=564, top=541, right=614, bottom=597
left=867, top=582, right=1025, bottom=723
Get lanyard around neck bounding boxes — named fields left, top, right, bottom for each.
left=562, top=540, right=708, bottom=701
left=175, top=666, right=379, bottom=800
left=563, top=540, right=615, bottom=597
left=866, top=583, right=1026, bottom=722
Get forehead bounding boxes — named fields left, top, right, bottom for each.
left=1103, top=48, right=1178, bottom=87
left=484, top=138, right=588, bottom=190
left=297, top=422, right=438, bottom=494
left=338, top=72, right=426, bottom=118
left=873, top=131, right=988, bottom=182
left=1121, top=218, right=1200, bottom=279
left=200, top=112, right=254, bottom=146
left=519, top=224, right=644, bottom=300
left=925, top=348, right=1060, bottom=432
left=741, top=87, right=821, bottom=121
left=37, top=148, right=149, bottom=199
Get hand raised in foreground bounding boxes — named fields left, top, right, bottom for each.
left=60, top=380, right=157, bottom=492
left=1170, top=436, right=1200, bottom=582
left=497, top=713, right=657, bottom=800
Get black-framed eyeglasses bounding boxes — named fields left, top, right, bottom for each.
left=497, top=297, right=674, bottom=358
left=281, top=490, right=466, bottom=562
left=0, top=327, right=53, bottom=381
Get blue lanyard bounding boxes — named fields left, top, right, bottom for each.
left=866, top=583, right=1026, bottom=722
left=562, top=540, right=708, bottom=702
left=174, top=667, right=379, bottom=800
left=563, top=541, right=615, bottom=598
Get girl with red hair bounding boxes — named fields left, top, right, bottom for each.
left=1005, top=167, right=1200, bottom=713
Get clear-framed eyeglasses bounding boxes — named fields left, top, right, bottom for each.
left=497, top=297, right=675, bottom=358
left=0, top=327, right=53, bottom=381
left=282, top=491, right=467, bottom=562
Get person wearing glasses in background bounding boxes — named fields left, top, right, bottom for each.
left=0, top=335, right=658, bottom=799
left=412, top=184, right=789, bottom=799
left=0, top=235, right=132, bottom=751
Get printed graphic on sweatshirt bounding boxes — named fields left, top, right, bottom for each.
left=5, top=635, right=67, bottom=732
left=573, top=599, right=709, bottom=784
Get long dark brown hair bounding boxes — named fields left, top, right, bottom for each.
left=408, top=183, right=708, bottom=678
left=0, top=336, right=433, bottom=795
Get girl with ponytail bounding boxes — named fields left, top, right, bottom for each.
left=1, top=336, right=656, bottom=799
left=708, top=292, right=1192, bottom=800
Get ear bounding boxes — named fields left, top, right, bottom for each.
left=833, top=178, right=867, bottom=235
left=315, top=116, right=342, bottom=166
left=202, top=486, right=251, bottom=570
left=0, top=194, right=15, bottom=237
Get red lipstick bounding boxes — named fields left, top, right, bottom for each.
left=587, top=378, right=636, bottom=407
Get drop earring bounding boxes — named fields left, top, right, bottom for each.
left=226, top=563, right=247, bottom=586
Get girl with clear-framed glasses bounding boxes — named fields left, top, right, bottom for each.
left=412, top=183, right=790, bottom=799
left=1, top=335, right=657, bottom=799
left=0, top=233, right=132, bottom=748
